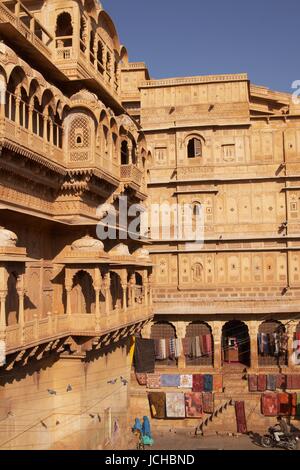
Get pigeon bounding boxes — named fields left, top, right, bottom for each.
left=89, top=414, right=95, bottom=419
left=120, top=376, right=128, bottom=386
left=66, top=384, right=72, bottom=392
left=41, top=421, right=47, bottom=428
left=97, top=414, right=101, bottom=422
left=47, top=389, right=57, bottom=395
left=107, top=379, right=117, bottom=385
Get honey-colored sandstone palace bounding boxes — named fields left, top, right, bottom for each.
left=0, top=0, right=300, bottom=449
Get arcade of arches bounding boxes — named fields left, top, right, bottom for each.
left=141, top=318, right=298, bottom=371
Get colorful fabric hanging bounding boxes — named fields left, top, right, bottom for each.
left=291, top=393, right=297, bottom=417
left=235, top=401, right=247, bottom=434
left=148, top=392, right=166, bottom=419
left=136, top=373, right=147, bottom=386
left=166, top=393, right=185, bottom=418
left=134, top=338, right=155, bottom=373
left=182, top=337, right=192, bottom=356
left=277, top=392, right=291, bottom=416
left=213, top=375, right=223, bottom=393
left=297, top=393, right=300, bottom=416
left=169, top=338, right=176, bottom=359
left=204, top=374, right=213, bottom=392
left=146, top=373, right=161, bottom=389
left=202, top=392, right=214, bottom=414
left=175, top=338, right=182, bottom=358
left=261, top=393, right=278, bottom=416
left=276, top=374, right=287, bottom=390
left=290, top=375, right=300, bottom=390
left=185, top=392, right=203, bottom=418
left=257, top=375, right=267, bottom=392
left=179, top=375, right=193, bottom=389
left=192, top=374, right=204, bottom=392
left=248, top=375, right=258, bottom=392
left=161, top=374, right=180, bottom=388
left=267, top=375, right=277, bottom=392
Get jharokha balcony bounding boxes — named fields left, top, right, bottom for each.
left=0, top=230, right=154, bottom=361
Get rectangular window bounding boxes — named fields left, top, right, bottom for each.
left=155, top=147, right=167, bottom=164
left=222, top=144, right=235, bottom=160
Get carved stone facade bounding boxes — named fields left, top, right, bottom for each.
left=0, top=0, right=152, bottom=450
left=1, top=0, right=300, bottom=448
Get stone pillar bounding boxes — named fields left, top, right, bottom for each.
left=17, top=286, right=25, bottom=345
left=95, top=288, right=101, bottom=331
left=286, top=322, right=297, bottom=370
left=122, top=284, right=127, bottom=311
left=211, top=321, right=223, bottom=371
left=66, top=286, right=72, bottom=316
left=104, top=273, right=111, bottom=315
left=176, top=322, right=187, bottom=369
left=0, top=290, right=7, bottom=342
left=43, top=115, right=48, bottom=140
left=129, top=274, right=135, bottom=307
left=15, top=95, right=20, bottom=126
left=249, top=321, right=259, bottom=372
left=28, top=105, right=33, bottom=133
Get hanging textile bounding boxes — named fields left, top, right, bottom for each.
left=248, top=375, right=258, bottom=392
left=169, top=338, right=176, bottom=359
left=202, top=392, right=214, bottom=414
left=185, top=392, right=203, bottom=418
left=291, top=393, right=297, bottom=417
left=192, top=374, right=204, bottom=393
left=290, top=375, right=300, bottom=390
left=148, top=392, right=166, bottom=419
left=235, top=401, right=247, bottom=434
left=297, top=393, right=300, bottom=417
left=166, top=393, right=186, bottom=418
left=276, top=374, right=287, bottom=390
left=257, top=375, right=267, bottom=392
left=161, top=374, right=180, bottom=388
left=205, top=334, right=213, bottom=355
left=213, top=375, right=223, bottom=393
left=277, top=393, right=291, bottom=416
left=182, top=337, right=192, bottom=356
left=136, top=373, right=147, bottom=386
left=154, top=339, right=165, bottom=360
left=146, top=373, right=161, bottom=389
left=286, top=375, right=293, bottom=390
left=134, top=338, right=155, bottom=373
left=204, top=374, right=213, bottom=392
left=280, top=333, right=288, bottom=353
left=266, top=375, right=277, bottom=392
left=261, top=393, right=278, bottom=416
left=179, top=375, right=193, bottom=389
left=195, top=336, right=201, bottom=358
left=175, top=339, right=182, bottom=358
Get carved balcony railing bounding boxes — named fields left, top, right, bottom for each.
left=120, top=164, right=143, bottom=188
left=4, top=305, right=153, bottom=355
left=0, top=117, right=64, bottom=168
left=0, top=0, right=53, bottom=58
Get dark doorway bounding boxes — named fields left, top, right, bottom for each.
left=222, top=320, right=250, bottom=367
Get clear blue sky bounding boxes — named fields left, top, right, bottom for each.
left=104, top=0, right=300, bottom=93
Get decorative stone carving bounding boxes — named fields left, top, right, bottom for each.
left=109, top=243, right=130, bottom=256
left=70, top=89, right=99, bottom=105
left=71, top=235, right=104, bottom=252
left=135, top=248, right=150, bottom=260
left=0, top=227, right=18, bottom=247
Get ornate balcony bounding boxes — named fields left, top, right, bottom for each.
left=4, top=306, right=153, bottom=355
left=120, top=164, right=144, bottom=188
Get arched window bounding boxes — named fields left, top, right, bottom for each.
left=55, top=12, right=73, bottom=48
left=106, top=51, right=111, bottom=73
left=121, top=140, right=129, bottom=165
left=32, top=96, right=43, bottom=138
left=187, top=137, right=202, bottom=159
left=19, top=87, right=29, bottom=129
left=80, top=17, right=86, bottom=52
left=185, top=322, right=213, bottom=366
left=90, top=30, right=95, bottom=64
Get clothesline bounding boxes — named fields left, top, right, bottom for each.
left=154, top=334, right=213, bottom=360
